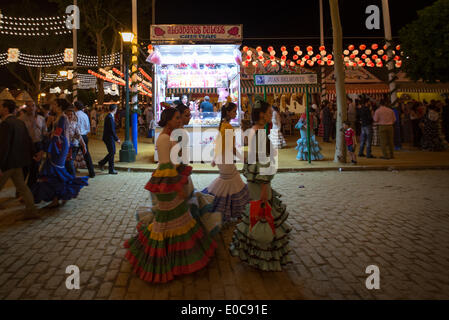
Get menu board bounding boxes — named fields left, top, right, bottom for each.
left=167, top=71, right=228, bottom=89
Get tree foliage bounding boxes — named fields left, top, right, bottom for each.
left=399, top=0, right=449, bottom=83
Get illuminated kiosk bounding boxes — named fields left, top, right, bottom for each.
left=150, top=25, right=242, bottom=162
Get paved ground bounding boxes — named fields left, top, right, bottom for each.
left=0, top=170, right=449, bottom=300
left=86, top=133, right=449, bottom=172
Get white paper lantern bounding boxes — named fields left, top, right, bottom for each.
left=378, top=50, right=384, bottom=55
left=365, top=49, right=372, bottom=55
left=343, top=50, right=350, bottom=55
left=297, top=51, right=303, bottom=56
left=307, top=50, right=314, bottom=56
left=312, top=57, right=317, bottom=62
left=7, top=48, right=20, bottom=62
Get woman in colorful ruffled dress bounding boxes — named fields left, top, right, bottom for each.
left=31, top=99, right=89, bottom=208
left=295, top=112, right=324, bottom=161
left=124, top=107, right=217, bottom=283
left=176, top=103, right=222, bottom=235
left=268, top=105, right=287, bottom=149
left=229, top=100, right=291, bottom=271
left=203, top=102, right=250, bottom=227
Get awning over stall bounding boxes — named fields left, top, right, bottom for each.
left=325, top=83, right=389, bottom=94
left=241, top=80, right=320, bottom=94
left=166, top=87, right=218, bottom=95
left=396, top=82, right=449, bottom=93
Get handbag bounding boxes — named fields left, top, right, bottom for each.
left=249, top=200, right=275, bottom=244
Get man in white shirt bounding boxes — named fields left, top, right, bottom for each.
left=19, top=101, right=47, bottom=188
left=75, top=101, right=96, bottom=178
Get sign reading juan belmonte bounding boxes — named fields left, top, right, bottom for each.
left=254, top=74, right=318, bottom=86
left=150, top=25, right=242, bottom=42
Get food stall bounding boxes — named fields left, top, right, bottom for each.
left=149, top=25, right=243, bottom=162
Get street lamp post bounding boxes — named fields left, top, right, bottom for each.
left=119, top=32, right=136, bottom=163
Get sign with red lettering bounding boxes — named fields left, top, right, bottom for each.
left=151, top=25, right=242, bottom=42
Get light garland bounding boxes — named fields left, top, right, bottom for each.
left=241, top=43, right=403, bottom=70
left=0, top=13, right=72, bottom=37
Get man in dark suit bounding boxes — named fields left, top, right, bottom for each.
left=98, top=104, right=121, bottom=174
left=0, top=100, right=39, bottom=220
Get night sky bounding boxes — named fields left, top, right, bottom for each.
left=0, top=0, right=438, bottom=89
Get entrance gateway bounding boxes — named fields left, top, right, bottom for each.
left=150, top=24, right=243, bottom=162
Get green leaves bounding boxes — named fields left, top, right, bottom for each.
left=399, top=0, right=449, bottom=83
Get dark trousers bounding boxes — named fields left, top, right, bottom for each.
left=379, top=125, right=394, bottom=159
left=99, top=139, right=116, bottom=173
left=394, top=124, right=402, bottom=150
left=359, top=125, right=373, bottom=156
left=81, top=135, right=95, bottom=177
left=23, top=141, right=42, bottom=189
left=412, top=119, right=422, bottom=147
left=323, top=122, right=331, bottom=142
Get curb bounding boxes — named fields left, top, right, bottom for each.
left=93, top=164, right=449, bottom=174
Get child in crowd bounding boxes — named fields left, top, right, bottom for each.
left=343, top=121, right=357, bottom=164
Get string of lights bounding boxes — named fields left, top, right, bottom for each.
left=0, top=13, right=72, bottom=36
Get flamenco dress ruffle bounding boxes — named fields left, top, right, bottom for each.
left=229, top=163, right=292, bottom=271
left=124, top=163, right=217, bottom=283
left=295, top=121, right=324, bottom=161
left=203, top=164, right=250, bottom=226
left=268, top=129, right=287, bottom=149
left=31, top=136, right=88, bottom=203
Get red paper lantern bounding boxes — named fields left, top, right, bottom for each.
left=382, top=55, right=388, bottom=61
left=246, top=55, right=251, bottom=61
left=318, top=60, right=323, bottom=65
left=394, top=56, right=400, bottom=61
left=372, top=55, right=378, bottom=60
left=267, top=46, right=274, bottom=52
left=243, top=46, right=249, bottom=52
left=294, top=46, right=300, bottom=52
left=361, top=54, right=367, bottom=59
left=316, top=54, right=321, bottom=59
left=293, top=55, right=299, bottom=60
left=396, top=45, right=401, bottom=51
left=327, top=60, right=332, bottom=66
left=307, top=46, right=313, bottom=52
left=371, top=44, right=378, bottom=50
left=348, top=44, right=355, bottom=51
left=258, top=55, right=264, bottom=60
left=270, top=55, right=275, bottom=61
left=256, top=46, right=262, bottom=52
left=359, top=44, right=366, bottom=50
left=350, top=54, right=356, bottom=59
left=281, top=55, right=287, bottom=60
left=327, top=54, right=333, bottom=60
left=383, top=44, right=388, bottom=50
left=319, top=46, right=325, bottom=51
left=281, top=46, right=287, bottom=52
left=304, top=55, right=310, bottom=60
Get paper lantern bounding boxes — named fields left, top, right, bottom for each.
left=350, top=54, right=356, bottom=59
left=327, top=60, right=333, bottom=66
left=316, top=54, right=321, bottom=59
left=382, top=55, right=388, bottom=61
left=7, top=48, right=20, bottom=62
left=371, top=44, right=378, bottom=50
left=353, top=50, right=359, bottom=55
left=355, top=57, right=360, bottom=62
left=300, top=61, right=305, bottom=67
left=348, top=44, right=355, bottom=51
left=281, top=55, right=287, bottom=60
left=271, top=61, right=277, bottom=66
left=258, top=50, right=264, bottom=56
left=282, top=51, right=288, bottom=56
left=294, top=46, right=300, bottom=52
left=243, top=46, right=249, bottom=52
left=327, top=54, right=333, bottom=60
left=281, top=46, right=287, bottom=52
left=343, top=50, right=350, bottom=55
left=365, top=49, right=372, bottom=55
left=270, top=50, right=276, bottom=56
left=323, top=57, right=328, bottom=62
left=307, top=46, right=313, bottom=52
left=304, top=55, right=310, bottom=60
left=267, top=46, right=274, bottom=52
left=64, top=48, right=74, bottom=63
left=293, top=55, right=299, bottom=60
left=252, top=61, right=257, bottom=66
left=307, top=51, right=314, bottom=56
left=246, top=55, right=251, bottom=61
left=318, top=60, right=323, bottom=65
left=383, top=44, right=388, bottom=50
left=247, top=50, right=253, bottom=56
left=280, top=61, right=286, bottom=67
left=297, top=50, right=303, bottom=56
left=359, top=44, right=366, bottom=50
left=319, top=46, right=325, bottom=51
left=270, top=55, right=275, bottom=61
left=396, top=45, right=401, bottom=51
left=372, top=54, right=378, bottom=60
left=361, top=54, right=367, bottom=59
left=365, top=58, right=371, bottom=63
left=344, top=56, right=350, bottom=62
left=346, top=62, right=350, bottom=67
left=320, top=50, right=327, bottom=56
left=258, top=55, right=264, bottom=60
left=256, top=46, right=262, bottom=52
left=394, top=56, right=400, bottom=61
left=378, top=50, right=384, bottom=55
left=312, top=57, right=317, bottom=62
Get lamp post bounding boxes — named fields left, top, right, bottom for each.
left=119, top=32, right=136, bottom=163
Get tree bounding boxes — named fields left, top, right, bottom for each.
left=50, top=0, right=153, bottom=105
left=399, top=0, right=449, bottom=83
left=329, top=0, right=347, bottom=163
left=0, top=0, right=71, bottom=101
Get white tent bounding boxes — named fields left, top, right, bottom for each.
left=0, top=88, right=15, bottom=101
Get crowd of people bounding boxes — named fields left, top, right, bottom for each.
left=0, top=98, right=93, bottom=219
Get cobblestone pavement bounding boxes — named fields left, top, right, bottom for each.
left=1, top=170, right=449, bottom=300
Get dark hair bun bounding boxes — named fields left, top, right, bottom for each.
left=158, top=107, right=179, bottom=127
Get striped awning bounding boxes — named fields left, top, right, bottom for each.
left=166, top=87, right=218, bottom=95
left=241, top=80, right=320, bottom=94
left=325, top=83, right=389, bottom=94
left=397, top=82, right=449, bottom=93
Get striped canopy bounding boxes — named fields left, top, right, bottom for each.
left=241, top=80, right=320, bottom=94
left=166, top=87, right=218, bottom=95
